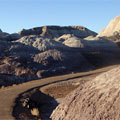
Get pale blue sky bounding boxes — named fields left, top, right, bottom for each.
left=0, top=0, right=120, bottom=33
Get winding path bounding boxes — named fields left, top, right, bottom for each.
left=0, top=65, right=118, bottom=120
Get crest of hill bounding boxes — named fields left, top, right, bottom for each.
left=18, top=26, right=97, bottom=39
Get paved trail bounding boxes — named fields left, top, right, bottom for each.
left=0, top=65, right=118, bottom=120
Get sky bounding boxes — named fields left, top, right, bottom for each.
left=0, top=0, right=120, bottom=33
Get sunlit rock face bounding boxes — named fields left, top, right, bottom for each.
left=51, top=66, right=120, bottom=120
left=98, top=15, right=120, bottom=37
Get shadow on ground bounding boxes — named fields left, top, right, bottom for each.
left=12, top=88, right=58, bottom=120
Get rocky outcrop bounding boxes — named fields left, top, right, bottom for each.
left=56, top=34, right=119, bottom=51
left=98, top=15, right=120, bottom=37
left=18, top=26, right=97, bottom=38
left=16, top=35, right=69, bottom=51
left=0, top=35, right=93, bottom=86
left=51, top=66, right=120, bottom=120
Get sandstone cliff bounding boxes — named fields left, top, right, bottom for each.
left=98, top=15, right=120, bottom=37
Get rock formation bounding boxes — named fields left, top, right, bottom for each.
left=98, top=15, right=120, bottom=37
left=18, top=26, right=97, bottom=38
left=0, top=35, right=93, bottom=86
left=63, top=37, right=84, bottom=48
left=0, top=29, right=9, bottom=38
left=16, top=35, right=69, bottom=51
left=56, top=34, right=119, bottom=51
left=55, top=34, right=73, bottom=42
left=51, top=66, right=120, bottom=120
left=0, top=25, right=119, bottom=87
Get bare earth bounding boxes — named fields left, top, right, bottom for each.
left=0, top=65, right=119, bottom=120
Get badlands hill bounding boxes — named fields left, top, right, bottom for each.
left=0, top=35, right=93, bottom=86
left=0, top=25, right=119, bottom=87
left=51, top=66, right=120, bottom=120
left=0, top=26, right=96, bottom=87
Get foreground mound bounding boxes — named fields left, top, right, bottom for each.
left=51, top=66, right=120, bottom=120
